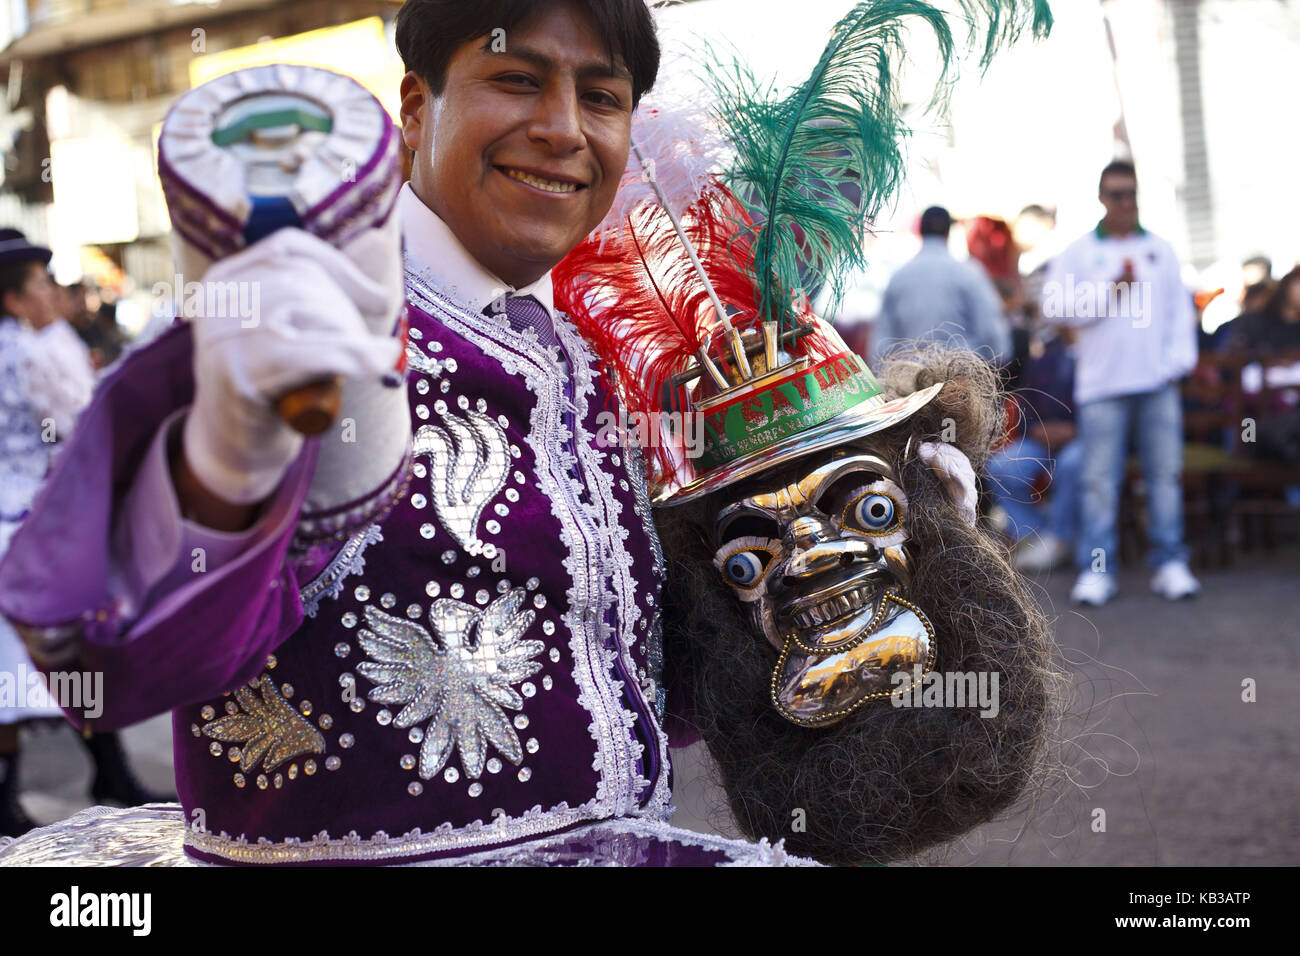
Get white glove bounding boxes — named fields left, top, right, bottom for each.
left=182, top=226, right=403, bottom=505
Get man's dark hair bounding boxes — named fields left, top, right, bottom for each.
left=919, top=205, right=952, bottom=239
left=1264, top=266, right=1300, bottom=321
left=1242, top=254, right=1272, bottom=275
left=0, top=260, right=42, bottom=314
left=1099, top=159, right=1137, bottom=188
left=395, top=0, right=661, bottom=106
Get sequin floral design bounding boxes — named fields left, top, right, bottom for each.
left=202, top=675, right=326, bottom=773
left=412, top=407, right=510, bottom=551
left=357, top=589, right=543, bottom=780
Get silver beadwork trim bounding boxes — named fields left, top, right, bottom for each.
left=184, top=800, right=602, bottom=864
left=404, top=267, right=648, bottom=832
left=625, top=442, right=668, bottom=724
left=299, top=524, right=384, bottom=619
left=293, top=447, right=413, bottom=549
left=550, top=322, right=671, bottom=822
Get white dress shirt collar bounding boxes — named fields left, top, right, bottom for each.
left=398, top=182, right=556, bottom=319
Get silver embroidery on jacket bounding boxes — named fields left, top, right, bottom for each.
left=412, top=408, right=510, bottom=551
left=191, top=270, right=664, bottom=862
left=300, top=525, right=383, bottom=618
left=357, top=590, right=542, bottom=780
left=201, top=674, right=326, bottom=774
left=550, top=318, right=673, bottom=822
left=406, top=270, right=644, bottom=820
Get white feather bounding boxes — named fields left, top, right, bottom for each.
left=594, top=77, right=729, bottom=250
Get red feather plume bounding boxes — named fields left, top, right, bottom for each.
left=554, top=182, right=762, bottom=474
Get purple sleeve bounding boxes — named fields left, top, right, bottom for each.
left=0, top=323, right=320, bottom=731
left=112, top=406, right=268, bottom=608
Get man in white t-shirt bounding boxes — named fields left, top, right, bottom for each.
left=1044, top=160, right=1200, bottom=606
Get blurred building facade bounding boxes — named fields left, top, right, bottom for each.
left=1103, top=0, right=1299, bottom=272
left=0, top=0, right=1295, bottom=332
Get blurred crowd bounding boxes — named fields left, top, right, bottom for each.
left=2, top=152, right=1299, bottom=831
left=53, top=278, right=132, bottom=373
left=0, top=228, right=161, bottom=839
left=858, top=162, right=1300, bottom=607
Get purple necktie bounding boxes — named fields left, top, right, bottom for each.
left=491, top=294, right=559, bottom=352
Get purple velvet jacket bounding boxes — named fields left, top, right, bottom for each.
left=0, top=268, right=676, bottom=864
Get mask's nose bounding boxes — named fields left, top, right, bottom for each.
left=776, top=516, right=882, bottom=592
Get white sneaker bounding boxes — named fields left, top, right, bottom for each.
left=1014, top=534, right=1071, bottom=573
left=1150, top=560, right=1201, bottom=600
left=1071, top=570, right=1117, bottom=607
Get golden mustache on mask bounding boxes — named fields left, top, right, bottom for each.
left=711, top=449, right=936, bottom=727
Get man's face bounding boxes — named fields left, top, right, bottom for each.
left=1099, top=172, right=1139, bottom=234
left=400, top=1, right=634, bottom=288
left=5, top=265, right=60, bottom=330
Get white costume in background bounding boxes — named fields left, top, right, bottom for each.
left=33, top=319, right=96, bottom=437
left=0, top=316, right=95, bottom=721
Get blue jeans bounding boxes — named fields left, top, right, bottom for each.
left=1075, top=383, right=1188, bottom=571
left=986, top=435, right=1083, bottom=543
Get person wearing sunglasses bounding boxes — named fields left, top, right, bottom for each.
left=1043, top=160, right=1200, bottom=606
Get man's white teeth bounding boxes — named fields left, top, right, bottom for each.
left=504, top=168, right=579, bottom=193
left=792, top=585, right=875, bottom=629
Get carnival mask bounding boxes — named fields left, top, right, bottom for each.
left=712, top=444, right=941, bottom=727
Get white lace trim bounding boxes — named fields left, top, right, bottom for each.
left=298, top=524, right=383, bottom=618
left=0, top=805, right=821, bottom=866
left=403, top=267, right=646, bottom=827
left=552, top=318, right=672, bottom=822
left=186, top=801, right=605, bottom=864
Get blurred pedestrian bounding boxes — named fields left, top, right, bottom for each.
left=1014, top=204, right=1060, bottom=275
left=1207, top=257, right=1280, bottom=353
left=0, top=229, right=164, bottom=837
left=986, top=326, right=1081, bottom=571
left=968, top=214, right=1031, bottom=387
left=870, top=205, right=1011, bottom=367
left=1044, top=161, right=1201, bottom=606
left=1217, top=266, right=1300, bottom=355
left=36, top=289, right=97, bottom=426
left=967, top=214, right=1023, bottom=311
left=88, top=286, right=128, bottom=368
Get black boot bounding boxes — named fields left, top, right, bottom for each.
left=81, top=731, right=176, bottom=806
left=0, top=750, right=37, bottom=838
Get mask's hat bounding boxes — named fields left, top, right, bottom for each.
left=661, top=309, right=941, bottom=504
left=558, top=0, right=1051, bottom=503
left=554, top=172, right=941, bottom=506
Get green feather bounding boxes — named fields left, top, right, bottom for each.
left=710, top=0, right=1052, bottom=329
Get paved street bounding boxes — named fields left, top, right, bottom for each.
left=672, top=544, right=1300, bottom=865
left=12, top=545, right=1299, bottom=865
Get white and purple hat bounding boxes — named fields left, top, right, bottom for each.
left=158, top=63, right=402, bottom=263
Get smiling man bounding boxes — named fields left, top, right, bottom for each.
left=398, top=1, right=647, bottom=288
left=0, top=1, right=818, bottom=866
